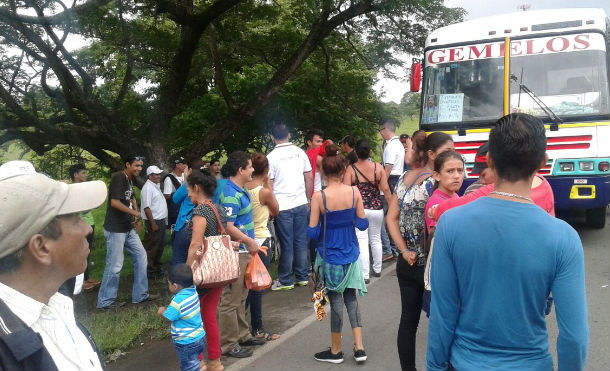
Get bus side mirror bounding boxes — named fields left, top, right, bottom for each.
left=410, top=61, right=421, bottom=92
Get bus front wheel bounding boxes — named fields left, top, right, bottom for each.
left=586, top=207, right=607, bottom=229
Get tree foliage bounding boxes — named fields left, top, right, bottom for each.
left=0, top=0, right=464, bottom=169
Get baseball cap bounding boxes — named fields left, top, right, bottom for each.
left=399, top=134, right=409, bottom=143
left=146, top=165, right=163, bottom=176
left=470, top=142, right=489, bottom=175
left=172, top=156, right=186, bottom=165
left=0, top=161, right=107, bottom=259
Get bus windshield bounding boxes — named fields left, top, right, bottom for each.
left=510, top=49, right=609, bottom=118
left=421, top=32, right=610, bottom=125
left=422, top=58, right=504, bottom=124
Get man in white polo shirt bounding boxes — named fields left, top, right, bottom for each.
left=380, top=118, right=405, bottom=191
left=267, top=124, right=313, bottom=291
left=141, top=165, right=168, bottom=278
left=380, top=118, right=403, bottom=260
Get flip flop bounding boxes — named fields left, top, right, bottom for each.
left=254, top=329, right=280, bottom=341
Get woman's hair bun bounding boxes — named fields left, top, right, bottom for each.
left=324, top=143, right=339, bottom=157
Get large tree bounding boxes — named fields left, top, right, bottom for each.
left=0, top=0, right=464, bottom=169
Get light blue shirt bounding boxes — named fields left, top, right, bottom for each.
left=163, top=286, right=205, bottom=345
left=172, top=183, right=195, bottom=232
left=427, top=197, right=588, bottom=371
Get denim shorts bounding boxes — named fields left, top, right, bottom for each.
left=174, top=337, right=206, bottom=371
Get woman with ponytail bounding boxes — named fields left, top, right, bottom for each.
left=307, top=144, right=369, bottom=365
left=386, top=132, right=455, bottom=371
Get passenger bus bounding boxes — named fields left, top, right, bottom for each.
left=412, top=8, right=610, bottom=228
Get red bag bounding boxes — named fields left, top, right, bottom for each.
left=245, top=246, right=272, bottom=291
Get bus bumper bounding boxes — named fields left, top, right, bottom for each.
left=547, top=176, right=610, bottom=210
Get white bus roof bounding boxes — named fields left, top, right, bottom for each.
left=426, top=8, right=608, bottom=47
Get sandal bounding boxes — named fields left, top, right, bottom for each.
left=254, top=328, right=280, bottom=341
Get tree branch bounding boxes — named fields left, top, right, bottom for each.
left=0, top=0, right=113, bottom=26
left=113, top=0, right=134, bottom=111
left=31, top=2, right=94, bottom=96
left=7, top=50, right=25, bottom=96
left=206, top=25, right=234, bottom=109
left=183, top=0, right=379, bottom=158
left=0, top=80, right=40, bottom=127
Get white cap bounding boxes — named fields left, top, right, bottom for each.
left=0, top=161, right=107, bottom=259
left=146, top=165, right=163, bottom=176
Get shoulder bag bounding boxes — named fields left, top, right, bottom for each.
left=191, top=201, right=240, bottom=288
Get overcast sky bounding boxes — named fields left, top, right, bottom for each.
left=375, top=0, right=610, bottom=103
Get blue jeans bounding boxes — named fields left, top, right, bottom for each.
left=247, top=241, right=271, bottom=333
left=275, top=204, right=309, bottom=285
left=172, top=227, right=190, bottom=265
left=174, top=337, right=206, bottom=371
left=381, top=196, right=398, bottom=256
left=97, top=229, right=149, bottom=308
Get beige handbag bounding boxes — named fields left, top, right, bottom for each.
left=191, top=201, right=240, bottom=288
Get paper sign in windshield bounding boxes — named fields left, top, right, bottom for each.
left=437, top=94, right=464, bottom=122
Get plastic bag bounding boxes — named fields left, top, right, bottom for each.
left=245, top=246, right=272, bottom=291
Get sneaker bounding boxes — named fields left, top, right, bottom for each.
left=294, top=280, right=309, bottom=287
left=354, top=348, right=367, bottom=363
left=271, top=280, right=294, bottom=291
left=135, top=293, right=161, bottom=304
left=382, top=254, right=395, bottom=262
left=314, top=348, right=344, bottom=364
left=99, top=301, right=126, bottom=310
left=224, top=345, right=252, bottom=358
left=372, top=271, right=381, bottom=278
left=83, top=279, right=101, bottom=291
left=239, top=337, right=265, bottom=346
left=364, top=278, right=370, bottom=284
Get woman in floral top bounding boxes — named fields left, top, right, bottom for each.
left=387, top=132, right=454, bottom=371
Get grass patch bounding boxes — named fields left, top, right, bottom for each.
left=397, top=117, right=420, bottom=137
left=80, top=303, right=168, bottom=359
left=78, top=204, right=174, bottom=360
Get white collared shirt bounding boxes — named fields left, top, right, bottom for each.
left=383, top=136, right=405, bottom=176
left=163, top=172, right=184, bottom=195
left=0, top=283, right=103, bottom=371
left=267, top=142, right=312, bottom=211
left=141, top=179, right=169, bottom=220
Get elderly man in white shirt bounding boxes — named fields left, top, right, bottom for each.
left=0, top=160, right=106, bottom=371
left=141, top=165, right=169, bottom=278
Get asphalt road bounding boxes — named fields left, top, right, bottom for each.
left=231, top=214, right=610, bottom=371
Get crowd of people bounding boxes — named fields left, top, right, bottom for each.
left=0, top=113, right=589, bottom=371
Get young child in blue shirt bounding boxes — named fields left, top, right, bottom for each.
left=158, top=264, right=206, bottom=371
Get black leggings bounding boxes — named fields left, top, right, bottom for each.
left=396, top=260, right=425, bottom=371
left=328, top=288, right=362, bottom=333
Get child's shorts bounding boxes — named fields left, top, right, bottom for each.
left=174, top=337, right=206, bottom=371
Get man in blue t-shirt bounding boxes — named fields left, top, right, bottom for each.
left=427, top=113, right=589, bottom=371
left=218, top=151, right=263, bottom=359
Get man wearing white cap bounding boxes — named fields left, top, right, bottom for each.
left=141, top=165, right=168, bottom=278
left=97, top=155, right=159, bottom=309
left=0, top=160, right=106, bottom=370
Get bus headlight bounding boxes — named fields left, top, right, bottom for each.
left=599, top=162, right=610, bottom=172
left=579, top=161, right=594, bottom=171
left=559, top=162, right=574, bottom=172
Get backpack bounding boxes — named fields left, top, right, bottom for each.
left=163, top=173, right=182, bottom=226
